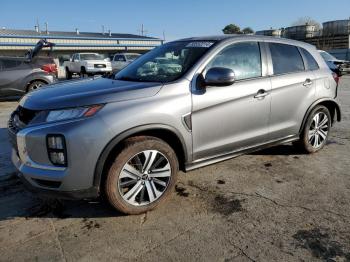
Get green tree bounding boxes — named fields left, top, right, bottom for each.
left=242, top=27, right=254, bottom=34
left=222, top=24, right=241, bottom=34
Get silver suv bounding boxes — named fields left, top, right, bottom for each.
left=8, top=35, right=341, bottom=214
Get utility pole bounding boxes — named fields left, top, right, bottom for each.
left=162, top=30, right=166, bottom=42
left=138, top=24, right=148, bottom=36
left=36, top=18, right=40, bottom=33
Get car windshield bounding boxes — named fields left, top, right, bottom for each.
left=320, top=51, right=337, bottom=61
left=114, top=41, right=216, bottom=82
left=80, top=53, right=105, bottom=60
left=126, top=54, right=141, bottom=60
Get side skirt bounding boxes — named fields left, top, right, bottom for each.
left=185, top=135, right=299, bottom=171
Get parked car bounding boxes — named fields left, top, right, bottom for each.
left=319, top=50, right=350, bottom=75
left=9, top=35, right=341, bottom=215
left=64, top=53, right=112, bottom=79
left=111, top=53, right=141, bottom=72
left=0, top=39, right=57, bottom=97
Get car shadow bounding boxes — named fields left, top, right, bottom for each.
left=0, top=176, right=125, bottom=221
left=250, top=144, right=305, bottom=156
left=0, top=96, right=21, bottom=102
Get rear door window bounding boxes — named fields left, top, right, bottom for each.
left=269, top=43, right=305, bottom=75
left=207, top=42, right=262, bottom=80
left=300, top=48, right=319, bottom=70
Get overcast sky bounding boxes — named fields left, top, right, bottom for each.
left=1, top=0, right=349, bottom=40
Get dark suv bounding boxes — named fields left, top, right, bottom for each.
left=0, top=39, right=57, bottom=97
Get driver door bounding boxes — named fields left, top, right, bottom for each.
left=191, top=41, right=271, bottom=160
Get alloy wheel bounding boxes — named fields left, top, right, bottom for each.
left=29, top=82, right=43, bottom=91
left=308, top=112, right=329, bottom=148
left=118, top=150, right=171, bottom=206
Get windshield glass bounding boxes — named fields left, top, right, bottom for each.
left=80, top=53, right=105, bottom=60
left=114, top=41, right=215, bottom=82
left=320, top=51, right=336, bottom=61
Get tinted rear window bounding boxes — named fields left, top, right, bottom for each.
left=269, top=43, right=304, bottom=75
left=1, top=59, right=20, bottom=69
left=300, top=48, right=319, bottom=70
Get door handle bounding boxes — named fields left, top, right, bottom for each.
left=303, top=78, right=313, bottom=86
left=254, top=89, right=269, bottom=99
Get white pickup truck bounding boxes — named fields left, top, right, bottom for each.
left=111, top=53, right=141, bottom=72
left=64, top=53, right=112, bottom=79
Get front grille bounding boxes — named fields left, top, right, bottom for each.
left=94, top=64, right=106, bottom=68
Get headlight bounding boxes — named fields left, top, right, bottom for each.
left=46, top=105, right=103, bottom=122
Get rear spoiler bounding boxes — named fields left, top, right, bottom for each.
left=25, top=39, right=56, bottom=61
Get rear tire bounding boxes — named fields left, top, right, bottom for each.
left=27, top=80, right=46, bottom=92
left=296, top=105, right=331, bottom=153
left=105, top=136, right=179, bottom=215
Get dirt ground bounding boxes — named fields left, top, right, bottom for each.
left=0, top=77, right=349, bottom=262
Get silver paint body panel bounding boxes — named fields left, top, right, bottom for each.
left=8, top=35, right=340, bottom=197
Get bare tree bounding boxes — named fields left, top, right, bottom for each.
left=291, top=17, right=321, bottom=30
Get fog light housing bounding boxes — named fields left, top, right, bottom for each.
left=47, top=135, right=67, bottom=166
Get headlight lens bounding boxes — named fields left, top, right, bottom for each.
left=46, top=105, right=103, bottom=122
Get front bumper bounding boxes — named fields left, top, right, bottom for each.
left=86, top=67, right=112, bottom=73
left=8, top=115, right=111, bottom=200
left=12, top=149, right=99, bottom=200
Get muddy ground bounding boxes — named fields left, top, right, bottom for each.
left=0, top=77, right=349, bottom=262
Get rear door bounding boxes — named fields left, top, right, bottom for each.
left=191, top=41, right=271, bottom=160
left=267, top=42, right=316, bottom=140
left=113, top=55, right=127, bottom=71
left=72, top=54, right=80, bottom=72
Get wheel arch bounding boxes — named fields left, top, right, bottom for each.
left=93, top=124, right=188, bottom=190
left=299, top=98, right=341, bottom=133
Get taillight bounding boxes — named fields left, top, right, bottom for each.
left=41, top=63, right=57, bottom=74
left=332, top=72, right=340, bottom=85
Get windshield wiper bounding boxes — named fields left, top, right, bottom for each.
left=115, top=76, right=142, bottom=82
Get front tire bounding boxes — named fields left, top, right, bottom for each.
left=296, top=105, right=331, bottom=153
left=65, top=67, right=72, bottom=80
left=105, top=136, right=179, bottom=215
left=80, top=67, right=87, bottom=78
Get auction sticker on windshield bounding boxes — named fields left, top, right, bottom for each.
left=186, top=42, right=214, bottom=48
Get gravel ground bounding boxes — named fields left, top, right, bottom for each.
left=0, top=77, right=349, bottom=262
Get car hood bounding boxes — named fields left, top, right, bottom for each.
left=19, top=77, right=162, bottom=110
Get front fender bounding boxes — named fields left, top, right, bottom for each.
left=93, top=124, right=188, bottom=188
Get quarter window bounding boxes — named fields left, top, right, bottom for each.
left=300, top=48, right=319, bottom=70
left=269, top=43, right=305, bottom=75
left=207, top=42, right=262, bottom=80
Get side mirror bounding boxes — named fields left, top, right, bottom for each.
left=69, top=58, right=73, bottom=62
left=204, top=67, right=235, bottom=86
